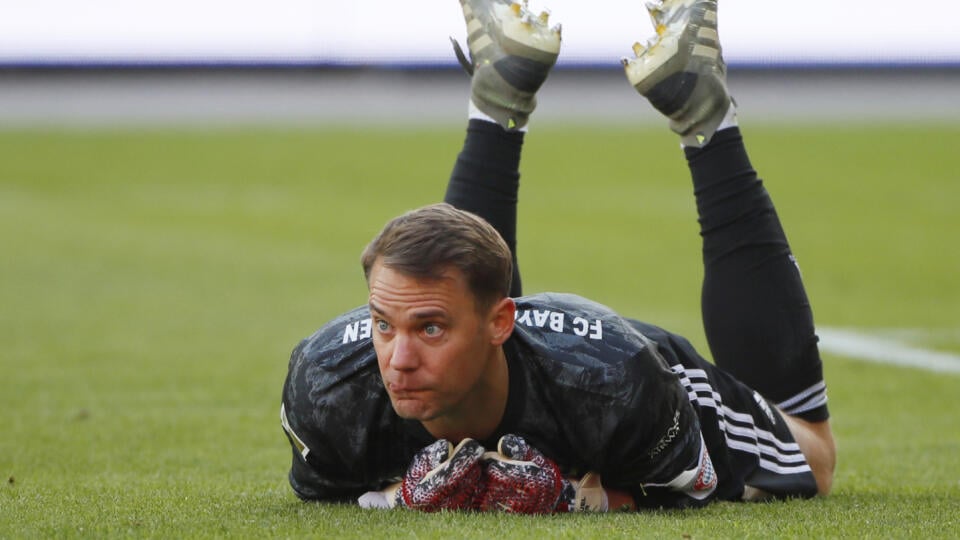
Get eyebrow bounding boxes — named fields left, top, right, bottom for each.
left=409, top=309, right=448, bottom=320
left=368, top=301, right=448, bottom=321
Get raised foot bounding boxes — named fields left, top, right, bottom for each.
left=455, top=0, right=562, bottom=130
left=622, top=0, right=731, bottom=147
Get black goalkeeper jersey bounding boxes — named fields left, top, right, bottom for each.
left=281, top=292, right=817, bottom=508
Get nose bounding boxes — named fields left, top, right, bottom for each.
left=388, top=333, right=419, bottom=371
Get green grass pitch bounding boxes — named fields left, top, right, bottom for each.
left=1, top=122, right=958, bottom=538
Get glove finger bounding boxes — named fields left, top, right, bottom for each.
left=407, top=439, right=452, bottom=482
left=481, top=458, right=563, bottom=514
left=404, top=439, right=486, bottom=511
left=482, top=435, right=565, bottom=514
left=422, top=438, right=485, bottom=484
left=497, top=434, right=556, bottom=471
left=496, top=434, right=531, bottom=460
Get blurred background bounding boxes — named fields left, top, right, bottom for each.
left=2, top=0, right=959, bottom=127
left=3, top=3, right=959, bottom=535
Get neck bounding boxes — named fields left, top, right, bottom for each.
left=421, top=346, right=509, bottom=442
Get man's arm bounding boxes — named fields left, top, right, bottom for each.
left=279, top=313, right=420, bottom=502
left=605, top=489, right=637, bottom=511
left=281, top=402, right=375, bottom=502
left=601, top=341, right=717, bottom=509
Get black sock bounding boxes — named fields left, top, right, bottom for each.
left=686, top=127, right=828, bottom=421
left=444, top=119, right=525, bottom=297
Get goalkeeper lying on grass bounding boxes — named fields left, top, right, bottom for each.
left=280, top=0, right=836, bottom=512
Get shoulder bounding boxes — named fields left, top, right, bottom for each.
left=281, top=306, right=398, bottom=490
left=510, top=293, right=671, bottom=393
left=503, top=294, right=695, bottom=477
left=281, top=307, right=462, bottom=501
left=289, top=305, right=376, bottom=377
left=513, top=292, right=658, bottom=363
left=283, top=305, right=382, bottom=415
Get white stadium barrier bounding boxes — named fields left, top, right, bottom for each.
left=1, top=0, right=958, bottom=66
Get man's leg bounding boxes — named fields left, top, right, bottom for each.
left=686, top=126, right=836, bottom=495
left=445, top=121, right=526, bottom=297
left=685, top=129, right=828, bottom=421
left=443, top=0, right=562, bottom=297
left=624, top=0, right=835, bottom=494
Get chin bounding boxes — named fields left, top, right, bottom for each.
left=390, top=399, right=437, bottom=422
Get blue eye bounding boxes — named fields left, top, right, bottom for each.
left=376, top=320, right=390, bottom=332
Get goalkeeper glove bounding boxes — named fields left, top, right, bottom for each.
left=479, top=434, right=609, bottom=513
left=359, top=438, right=486, bottom=511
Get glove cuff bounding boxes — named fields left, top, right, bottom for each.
left=559, top=472, right=609, bottom=512
left=356, top=481, right=403, bottom=509
left=385, top=481, right=404, bottom=509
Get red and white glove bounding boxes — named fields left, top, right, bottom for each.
left=358, top=438, right=486, bottom=511
left=479, top=434, right=608, bottom=513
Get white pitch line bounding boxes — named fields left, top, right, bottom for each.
left=818, top=327, right=960, bottom=374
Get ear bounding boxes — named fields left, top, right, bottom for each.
left=487, top=297, right=516, bottom=346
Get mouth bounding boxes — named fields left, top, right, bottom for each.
left=386, top=381, right=427, bottom=397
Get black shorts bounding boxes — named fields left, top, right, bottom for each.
left=634, top=320, right=820, bottom=500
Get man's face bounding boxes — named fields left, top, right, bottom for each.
left=368, top=261, right=498, bottom=423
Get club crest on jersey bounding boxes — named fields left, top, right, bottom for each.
left=694, top=448, right=718, bottom=492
